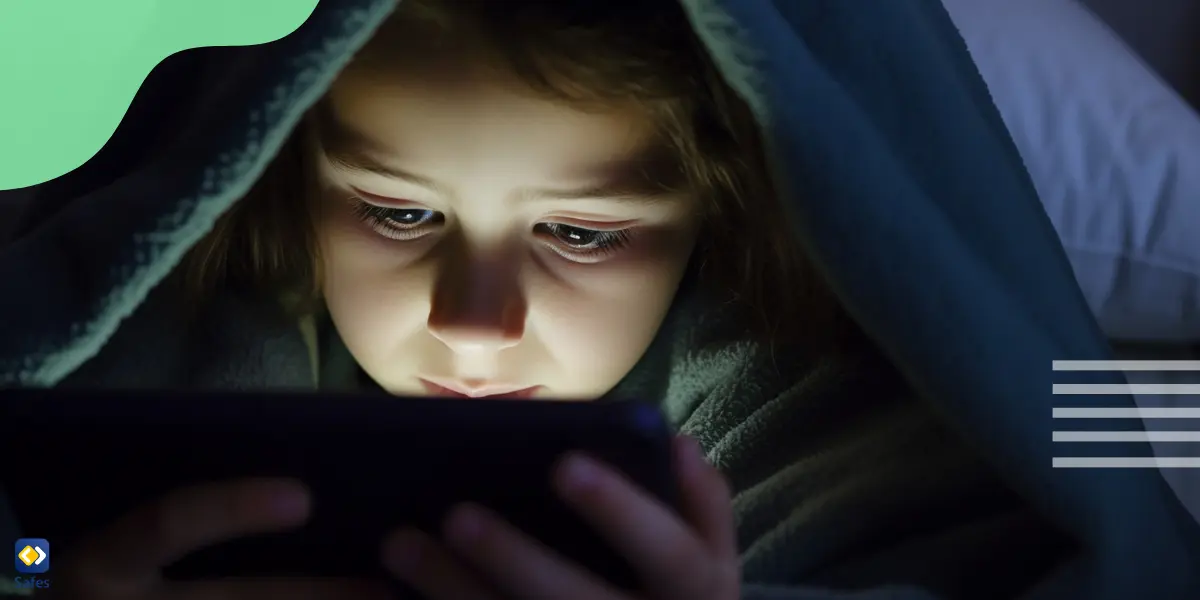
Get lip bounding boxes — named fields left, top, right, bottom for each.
left=419, top=378, right=541, bottom=399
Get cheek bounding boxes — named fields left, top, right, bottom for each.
left=540, top=220, right=698, bottom=308
left=315, top=187, right=440, bottom=287
left=316, top=199, right=432, bottom=367
left=533, top=285, right=670, bottom=382
left=530, top=226, right=697, bottom=384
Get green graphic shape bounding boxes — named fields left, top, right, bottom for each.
left=0, top=0, right=320, bottom=190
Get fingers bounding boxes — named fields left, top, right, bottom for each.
left=382, top=438, right=740, bottom=600
left=672, top=436, right=738, bottom=561
left=382, top=528, right=500, bottom=600
left=551, top=451, right=703, bottom=594
left=440, top=504, right=621, bottom=600
left=174, top=578, right=391, bottom=600
left=77, top=478, right=311, bottom=581
left=550, top=437, right=738, bottom=597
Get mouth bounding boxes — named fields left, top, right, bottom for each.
left=419, top=378, right=541, bottom=399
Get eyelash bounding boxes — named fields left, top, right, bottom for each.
left=349, top=198, right=634, bottom=261
left=538, top=223, right=633, bottom=262
left=352, top=201, right=442, bottom=241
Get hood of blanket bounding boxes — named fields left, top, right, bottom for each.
left=2, top=0, right=1197, bottom=597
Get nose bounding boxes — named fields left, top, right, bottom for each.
left=427, top=242, right=527, bottom=353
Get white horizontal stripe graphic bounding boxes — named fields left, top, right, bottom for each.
left=1053, top=408, right=1200, bottom=419
left=1053, top=431, right=1200, bottom=442
left=1053, top=383, right=1200, bottom=395
left=1053, top=360, right=1200, bottom=371
left=1053, top=457, right=1200, bottom=468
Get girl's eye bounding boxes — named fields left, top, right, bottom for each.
left=536, top=223, right=633, bottom=263
left=352, top=200, right=443, bottom=241
left=350, top=197, right=631, bottom=263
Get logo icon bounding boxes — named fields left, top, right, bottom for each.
left=14, top=539, right=49, bottom=574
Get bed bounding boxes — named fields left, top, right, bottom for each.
left=944, top=0, right=1200, bottom=522
left=1070, top=0, right=1200, bottom=521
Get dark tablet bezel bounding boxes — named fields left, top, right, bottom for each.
left=0, top=390, right=678, bottom=588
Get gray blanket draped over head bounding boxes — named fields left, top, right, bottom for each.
left=2, top=1, right=1198, bottom=599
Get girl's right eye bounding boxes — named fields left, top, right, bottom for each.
left=352, top=199, right=444, bottom=241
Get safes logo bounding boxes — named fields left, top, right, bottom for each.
left=14, top=539, right=49, bottom=574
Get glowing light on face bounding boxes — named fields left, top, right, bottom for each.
left=313, top=59, right=702, bottom=401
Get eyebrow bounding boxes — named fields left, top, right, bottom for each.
left=316, top=107, right=685, bottom=204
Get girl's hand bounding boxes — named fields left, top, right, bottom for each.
left=382, top=435, right=740, bottom=600
left=50, top=478, right=387, bottom=600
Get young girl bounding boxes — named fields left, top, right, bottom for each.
left=186, top=0, right=837, bottom=400
left=32, top=0, right=1100, bottom=599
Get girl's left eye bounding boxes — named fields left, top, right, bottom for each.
left=536, top=223, right=633, bottom=263
left=352, top=200, right=443, bottom=241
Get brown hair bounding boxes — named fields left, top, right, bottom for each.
left=184, top=0, right=845, bottom=346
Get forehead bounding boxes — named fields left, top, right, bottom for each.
left=319, top=62, right=674, bottom=182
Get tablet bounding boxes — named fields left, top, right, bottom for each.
left=0, top=390, right=679, bottom=589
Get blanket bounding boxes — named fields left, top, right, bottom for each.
left=1, top=1, right=1197, bottom=598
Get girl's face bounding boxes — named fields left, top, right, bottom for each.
left=312, top=53, right=703, bottom=400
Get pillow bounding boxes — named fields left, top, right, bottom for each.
left=942, top=0, right=1200, bottom=341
